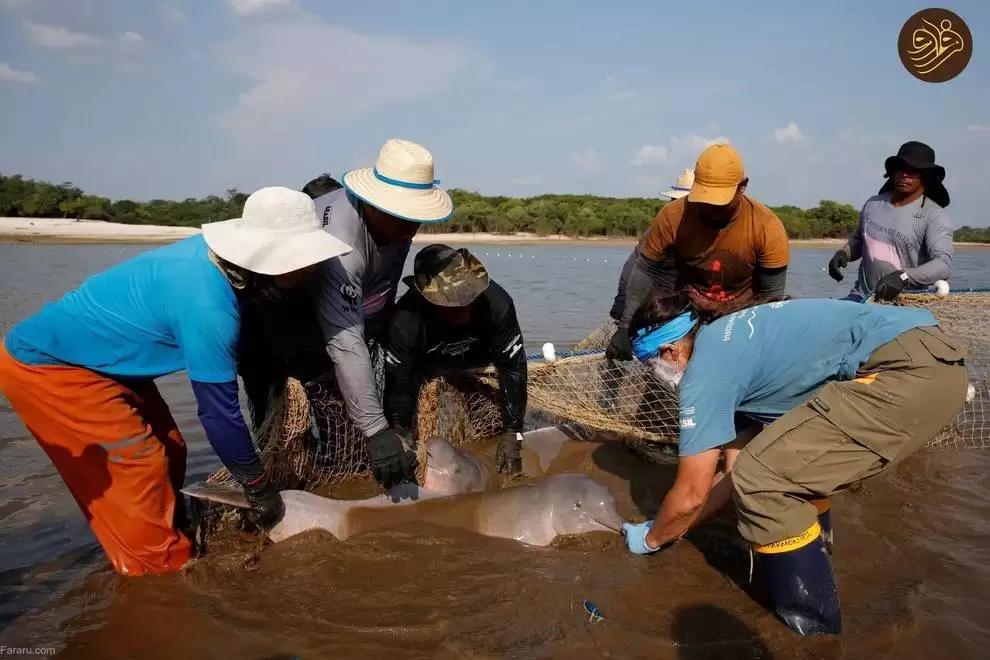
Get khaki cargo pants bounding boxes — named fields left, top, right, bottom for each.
left=732, top=326, right=968, bottom=548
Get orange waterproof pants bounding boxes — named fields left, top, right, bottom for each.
left=0, top=343, right=193, bottom=576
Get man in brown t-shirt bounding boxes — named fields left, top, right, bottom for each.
left=607, top=143, right=790, bottom=361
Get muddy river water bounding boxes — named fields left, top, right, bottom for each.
left=2, top=242, right=989, bottom=659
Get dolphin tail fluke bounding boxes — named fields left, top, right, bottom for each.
left=181, top=481, right=251, bottom=509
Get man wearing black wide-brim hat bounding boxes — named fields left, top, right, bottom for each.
left=383, top=244, right=528, bottom=476
left=827, top=141, right=953, bottom=301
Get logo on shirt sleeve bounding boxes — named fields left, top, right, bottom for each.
left=502, top=333, right=523, bottom=359
left=679, top=405, right=696, bottom=430
left=339, top=283, right=359, bottom=301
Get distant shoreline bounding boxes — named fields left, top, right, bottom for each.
left=2, top=217, right=988, bottom=249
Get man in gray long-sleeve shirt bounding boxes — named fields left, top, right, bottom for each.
left=310, top=139, right=454, bottom=490
left=828, top=141, right=953, bottom=301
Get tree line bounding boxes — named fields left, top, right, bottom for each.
left=2, top=173, right=987, bottom=243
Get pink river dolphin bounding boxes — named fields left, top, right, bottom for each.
left=182, top=427, right=625, bottom=547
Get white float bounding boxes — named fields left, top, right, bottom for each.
left=542, top=342, right=556, bottom=363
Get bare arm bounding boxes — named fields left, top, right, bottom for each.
left=690, top=424, right=760, bottom=525
left=644, top=448, right=721, bottom=549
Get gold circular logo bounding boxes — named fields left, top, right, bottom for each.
left=898, top=8, right=973, bottom=83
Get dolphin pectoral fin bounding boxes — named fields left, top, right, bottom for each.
left=180, top=481, right=251, bottom=509
left=521, top=425, right=574, bottom=472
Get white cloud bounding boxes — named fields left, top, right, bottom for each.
left=227, top=0, right=294, bottom=15
left=216, top=15, right=474, bottom=141
left=967, top=124, right=990, bottom=132
left=120, top=32, right=143, bottom=45
left=570, top=149, right=601, bottom=172
left=601, top=76, right=638, bottom=102
left=773, top=121, right=805, bottom=143
left=631, top=144, right=669, bottom=167
left=161, top=2, right=187, bottom=24
left=23, top=21, right=103, bottom=48
left=509, top=174, right=544, bottom=186
left=0, top=61, right=38, bottom=83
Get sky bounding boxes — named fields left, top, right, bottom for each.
left=0, top=0, right=988, bottom=226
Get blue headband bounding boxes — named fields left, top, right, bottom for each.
left=631, top=311, right=698, bottom=362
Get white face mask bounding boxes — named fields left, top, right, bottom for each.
left=646, top=351, right=683, bottom=389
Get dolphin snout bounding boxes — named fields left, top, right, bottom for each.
left=593, top=509, right=626, bottom=534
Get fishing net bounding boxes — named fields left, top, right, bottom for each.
left=526, top=291, right=990, bottom=455
left=878, top=290, right=989, bottom=450
left=525, top=318, right=682, bottom=463
left=207, top=340, right=506, bottom=490
left=205, top=289, right=989, bottom=496
left=207, top=343, right=387, bottom=491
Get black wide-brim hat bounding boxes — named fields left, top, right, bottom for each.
left=878, top=141, right=949, bottom=207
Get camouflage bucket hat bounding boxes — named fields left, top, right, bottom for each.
left=406, top=244, right=490, bottom=307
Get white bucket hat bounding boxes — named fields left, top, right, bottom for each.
left=341, top=139, right=453, bottom=224
left=201, top=186, right=353, bottom=275
left=661, top=168, right=695, bottom=200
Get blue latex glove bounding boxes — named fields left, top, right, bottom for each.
left=622, top=520, right=661, bottom=555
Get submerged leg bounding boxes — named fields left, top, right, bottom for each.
left=753, top=523, right=842, bottom=635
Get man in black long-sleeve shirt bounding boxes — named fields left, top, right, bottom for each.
left=383, top=244, right=528, bottom=475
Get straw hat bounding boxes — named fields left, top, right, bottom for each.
left=342, top=139, right=454, bottom=224
left=661, top=169, right=695, bottom=200
left=201, top=186, right=353, bottom=275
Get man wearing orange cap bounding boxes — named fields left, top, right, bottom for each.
left=607, top=143, right=790, bottom=361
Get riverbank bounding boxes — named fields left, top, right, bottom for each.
left=2, top=217, right=988, bottom=249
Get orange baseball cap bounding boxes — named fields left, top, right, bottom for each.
left=687, top=143, right=745, bottom=206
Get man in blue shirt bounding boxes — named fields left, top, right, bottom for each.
left=0, top=187, right=352, bottom=577
left=618, top=292, right=968, bottom=636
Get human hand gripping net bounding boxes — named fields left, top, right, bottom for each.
left=207, top=344, right=507, bottom=492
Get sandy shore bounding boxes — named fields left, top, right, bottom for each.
left=1, top=217, right=987, bottom=249
left=0, top=218, right=198, bottom=244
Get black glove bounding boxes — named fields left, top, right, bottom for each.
left=495, top=431, right=523, bottom=476
left=243, top=474, right=285, bottom=530
left=828, top=250, right=849, bottom=282
left=605, top=325, right=633, bottom=362
left=874, top=270, right=909, bottom=301
left=393, top=423, right=415, bottom=449
left=367, top=427, right=417, bottom=490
